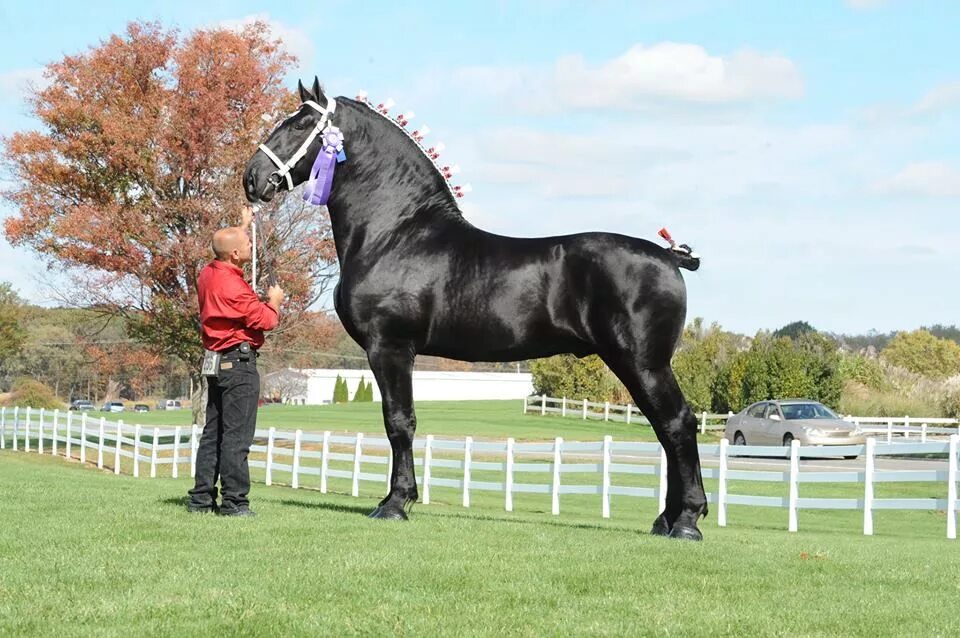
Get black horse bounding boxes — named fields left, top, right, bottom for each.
left=243, top=78, right=707, bottom=540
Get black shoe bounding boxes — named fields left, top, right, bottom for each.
left=218, top=507, right=256, bottom=517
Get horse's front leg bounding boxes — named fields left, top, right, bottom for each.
left=365, top=340, right=418, bottom=520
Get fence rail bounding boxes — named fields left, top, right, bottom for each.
left=523, top=394, right=960, bottom=441
left=1, top=405, right=957, bottom=539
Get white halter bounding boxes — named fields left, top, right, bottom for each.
left=258, top=97, right=337, bottom=191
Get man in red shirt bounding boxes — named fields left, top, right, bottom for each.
left=187, top=207, right=284, bottom=516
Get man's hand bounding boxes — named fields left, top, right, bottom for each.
left=266, top=284, right=285, bottom=311
left=240, top=205, right=254, bottom=232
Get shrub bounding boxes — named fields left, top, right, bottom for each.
left=3, top=378, right=63, bottom=410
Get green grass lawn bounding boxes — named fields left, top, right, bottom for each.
left=1, top=451, right=958, bottom=637
left=59, top=401, right=674, bottom=441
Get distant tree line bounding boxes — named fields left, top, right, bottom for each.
left=531, top=319, right=960, bottom=418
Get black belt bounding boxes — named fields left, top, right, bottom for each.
left=219, top=342, right=258, bottom=360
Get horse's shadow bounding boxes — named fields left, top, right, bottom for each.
left=278, top=499, right=373, bottom=516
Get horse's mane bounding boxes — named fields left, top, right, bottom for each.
left=337, top=97, right=465, bottom=220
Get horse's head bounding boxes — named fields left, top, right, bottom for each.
left=243, top=77, right=334, bottom=203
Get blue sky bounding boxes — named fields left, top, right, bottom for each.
left=1, top=0, right=958, bottom=336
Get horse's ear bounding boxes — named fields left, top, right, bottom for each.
left=298, top=79, right=312, bottom=103
left=312, top=76, right=323, bottom=101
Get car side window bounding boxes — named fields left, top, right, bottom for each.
left=747, top=403, right=766, bottom=418
left=765, top=404, right=780, bottom=419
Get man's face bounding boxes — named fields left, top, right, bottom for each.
left=235, top=232, right=253, bottom=264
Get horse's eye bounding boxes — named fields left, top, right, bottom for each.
left=293, top=118, right=310, bottom=130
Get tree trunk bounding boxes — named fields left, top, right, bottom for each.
left=191, top=374, right=207, bottom=429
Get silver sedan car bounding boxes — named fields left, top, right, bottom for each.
left=724, top=399, right=865, bottom=454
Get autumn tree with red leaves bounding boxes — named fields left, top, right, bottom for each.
left=2, top=22, right=338, bottom=410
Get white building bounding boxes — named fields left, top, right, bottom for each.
left=264, top=368, right=534, bottom=404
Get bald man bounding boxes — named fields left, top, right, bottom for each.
left=187, top=206, right=284, bottom=516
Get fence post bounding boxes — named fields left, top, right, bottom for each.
left=79, top=412, right=87, bottom=464
left=0, top=406, right=5, bottom=450
left=133, top=424, right=141, bottom=478
left=462, top=436, right=473, bottom=508
left=292, top=429, right=302, bottom=489
left=97, top=417, right=106, bottom=469
left=601, top=435, right=611, bottom=519
left=658, top=447, right=668, bottom=514
left=150, top=427, right=159, bottom=478
left=171, top=425, right=180, bottom=479
left=190, top=424, right=199, bottom=478
left=903, top=415, right=910, bottom=440
left=320, top=431, right=330, bottom=493
left=422, top=434, right=433, bottom=504
left=788, top=439, right=800, bottom=533
left=12, top=407, right=18, bottom=452
left=718, top=437, right=729, bottom=527
left=522, top=395, right=527, bottom=414
left=701, top=411, right=707, bottom=435
left=266, top=426, right=276, bottom=486
left=505, top=437, right=514, bottom=512
left=24, top=407, right=31, bottom=453
left=51, top=409, right=59, bottom=457
left=603, top=402, right=610, bottom=422
left=38, top=408, right=45, bottom=454
left=947, top=435, right=957, bottom=540
left=886, top=419, right=893, bottom=444
left=540, top=394, right=546, bottom=416
left=864, top=437, right=876, bottom=536
left=582, top=399, right=588, bottom=420
left=351, top=432, right=363, bottom=497
left=115, top=421, right=124, bottom=475
left=551, top=437, right=562, bottom=516
left=65, top=411, right=71, bottom=459
left=561, top=397, right=566, bottom=418
left=921, top=423, right=928, bottom=444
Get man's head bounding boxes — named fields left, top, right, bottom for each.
left=212, top=226, right=253, bottom=265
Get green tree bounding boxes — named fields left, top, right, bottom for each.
left=2, top=377, right=63, bottom=409
left=353, top=378, right=366, bottom=402
left=0, top=282, right=26, bottom=367
left=529, top=354, right=620, bottom=403
left=881, top=330, right=960, bottom=379
left=773, top=321, right=817, bottom=340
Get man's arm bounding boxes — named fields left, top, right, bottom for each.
left=229, top=283, right=280, bottom=331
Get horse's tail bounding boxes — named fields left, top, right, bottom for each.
left=671, top=244, right=700, bottom=272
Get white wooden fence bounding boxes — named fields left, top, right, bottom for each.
left=1, top=405, right=957, bottom=539
left=523, top=394, right=960, bottom=440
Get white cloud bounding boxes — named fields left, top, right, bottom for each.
left=913, top=81, right=960, bottom=115
left=445, top=42, right=803, bottom=114
left=217, top=13, right=314, bottom=69
left=844, top=0, right=887, bottom=9
left=0, top=67, right=50, bottom=101
left=550, top=44, right=803, bottom=107
left=874, top=161, right=960, bottom=197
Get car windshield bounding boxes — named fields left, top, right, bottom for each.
left=780, top=403, right=838, bottom=420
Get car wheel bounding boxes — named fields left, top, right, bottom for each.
left=782, top=433, right=794, bottom=446
left=733, top=432, right=746, bottom=446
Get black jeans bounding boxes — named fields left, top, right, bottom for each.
left=188, top=355, right=260, bottom=512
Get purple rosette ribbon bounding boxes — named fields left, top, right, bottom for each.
left=303, top=126, right=345, bottom=206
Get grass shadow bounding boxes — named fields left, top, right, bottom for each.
left=278, top=499, right=374, bottom=516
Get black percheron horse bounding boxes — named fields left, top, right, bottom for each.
left=243, top=78, right=707, bottom=540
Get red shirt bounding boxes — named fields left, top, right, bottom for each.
left=197, top=260, right=279, bottom=351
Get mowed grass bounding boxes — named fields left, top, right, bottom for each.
left=76, top=400, right=671, bottom=441
left=1, top=451, right=958, bottom=637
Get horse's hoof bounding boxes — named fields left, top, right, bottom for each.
left=650, top=514, right=672, bottom=537
left=367, top=505, right=408, bottom=521
left=668, top=525, right=703, bottom=542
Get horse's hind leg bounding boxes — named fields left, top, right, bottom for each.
left=607, top=360, right=708, bottom=540
left=365, top=340, right=418, bottom=520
